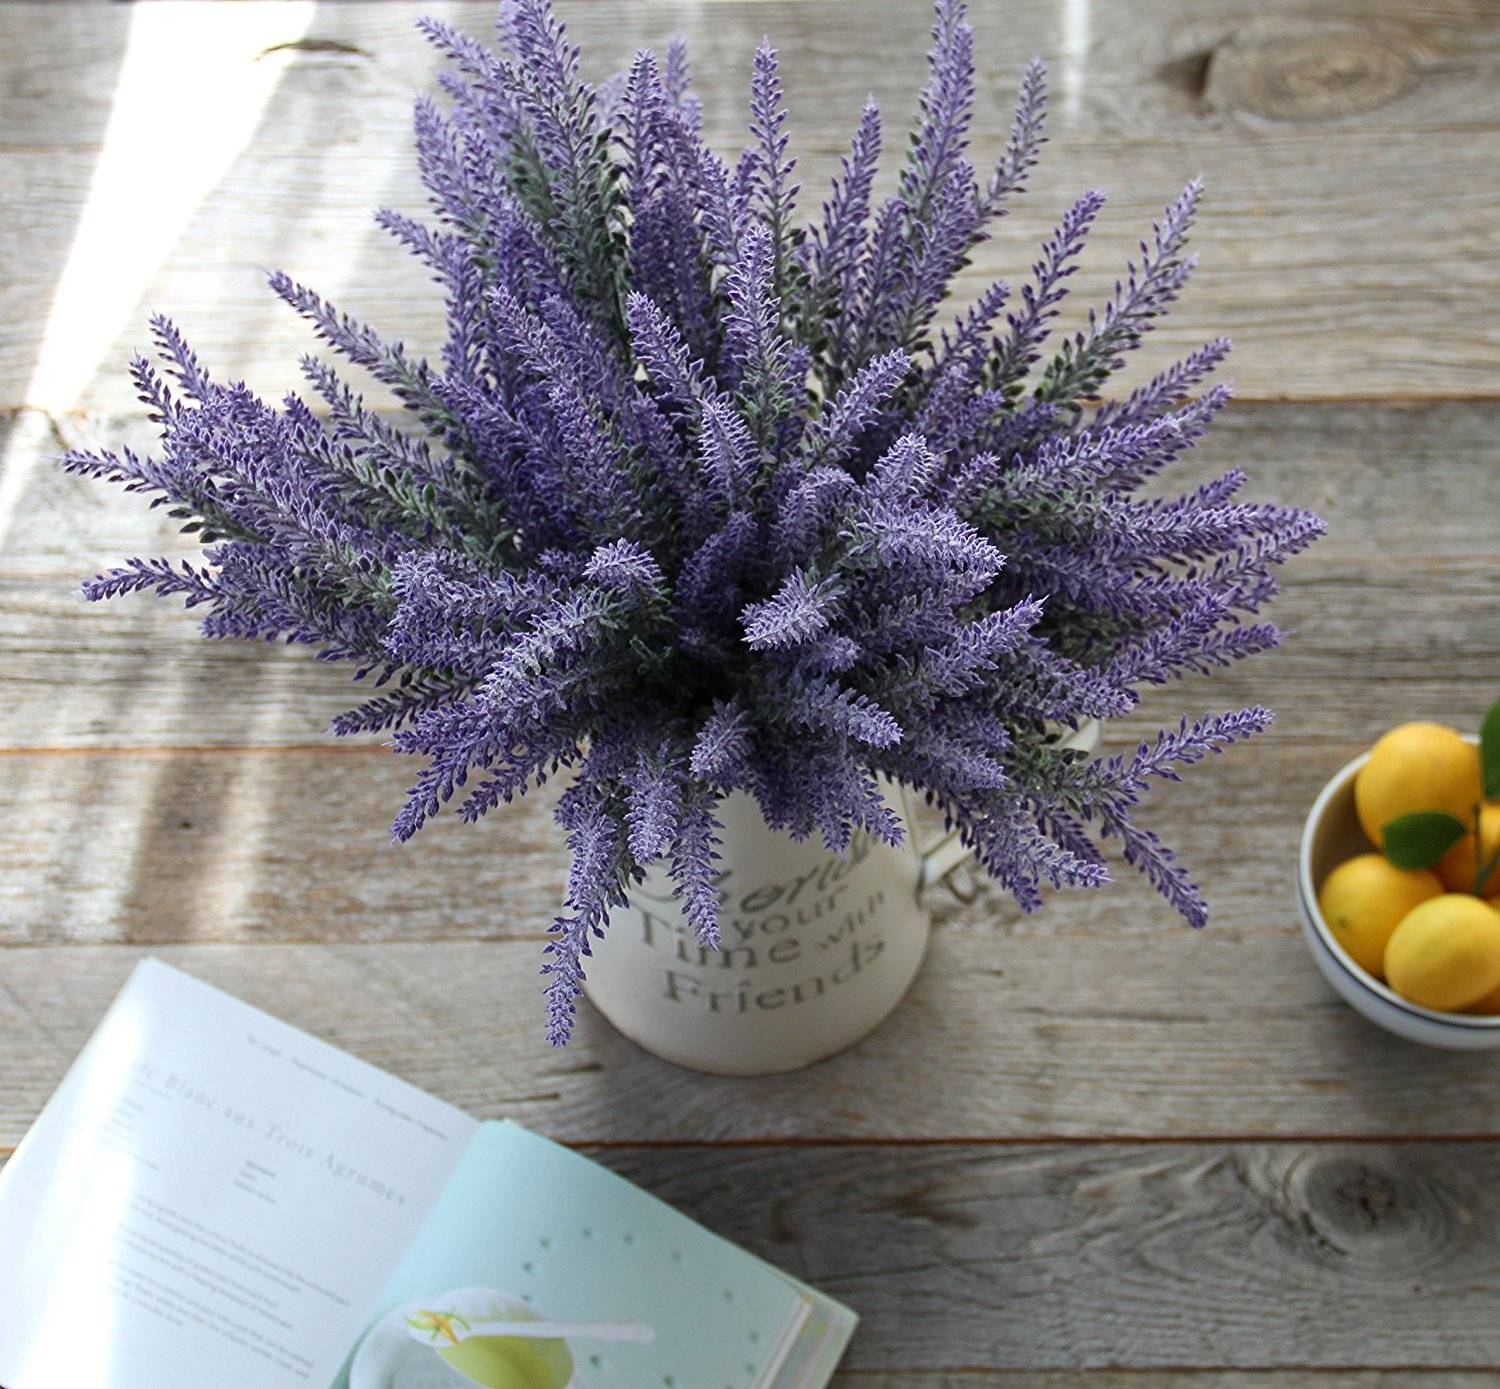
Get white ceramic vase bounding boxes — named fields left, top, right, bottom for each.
left=581, top=720, right=1102, bottom=1075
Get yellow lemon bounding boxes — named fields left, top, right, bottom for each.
left=1437, top=802, right=1500, bottom=896
left=1354, top=722, right=1480, bottom=850
left=1467, top=978, right=1500, bottom=1015
left=1317, top=853, right=1443, bottom=978
left=1473, top=892, right=1500, bottom=1011
left=1384, top=894, right=1500, bottom=1012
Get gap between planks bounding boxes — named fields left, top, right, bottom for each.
left=0, top=737, right=1366, bottom=756
left=827, top=1373, right=1500, bottom=1383
left=15, top=1132, right=1500, bottom=1157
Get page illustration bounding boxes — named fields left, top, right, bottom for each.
left=340, top=1122, right=808, bottom=1389
left=349, top=1284, right=656, bottom=1389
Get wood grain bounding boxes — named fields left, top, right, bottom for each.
left=0, top=744, right=569, bottom=946
left=5, top=1136, right=1497, bottom=1373
left=598, top=1140, right=1500, bottom=1371
left=7, top=1, right=1499, bottom=150
left=3, top=939, right=1499, bottom=1145
left=10, top=560, right=1492, bottom=748
left=2, top=3, right=1499, bottom=409
left=6, top=135, right=1493, bottom=408
left=0, top=740, right=1320, bottom=946
left=833, top=1379, right=1500, bottom=1387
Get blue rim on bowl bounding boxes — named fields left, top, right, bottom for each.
left=1298, top=739, right=1500, bottom=1046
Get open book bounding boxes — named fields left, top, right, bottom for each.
left=0, top=961, right=855, bottom=1389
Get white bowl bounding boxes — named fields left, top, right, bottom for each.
left=1298, top=738, right=1500, bottom=1049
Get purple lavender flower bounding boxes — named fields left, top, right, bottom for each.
left=68, top=0, right=1322, bottom=1043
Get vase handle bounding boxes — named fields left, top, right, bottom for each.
left=915, top=824, right=980, bottom=906
left=908, top=717, right=1104, bottom=908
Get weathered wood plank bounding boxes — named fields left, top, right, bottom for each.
left=7, top=2, right=1498, bottom=152
left=2, top=5, right=1498, bottom=408
left=10, top=558, right=1493, bottom=747
left=599, top=1141, right=1500, bottom=1371
left=0, top=745, right=568, bottom=945
left=15, top=399, right=1495, bottom=569
left=5, top=136, right=1494, bottom=410
left=2, top=1136, right=1497, bottom=1372
left=1, top=939, right=1498, bottom=1144
left=6, top=401, right=1497, bottom=750
left=833, top=1378, right=1500, bottom=1387
left=7, top=732, right=1498, bottom=951
left=0, top=740, right=1315, bottom=946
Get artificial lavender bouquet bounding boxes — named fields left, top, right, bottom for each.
left=70, top=0, right=1320, bottom=1042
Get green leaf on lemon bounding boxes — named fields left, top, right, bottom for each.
left=1481, top=698, right=1500, bottom=800
left=1381, top=811, right=1468, bottom=869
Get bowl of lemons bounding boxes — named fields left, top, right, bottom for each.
left=1299, top=708, right=1500, bottom=1048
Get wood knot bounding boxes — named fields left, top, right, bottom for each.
left=1287, top=1152, right=1468, bottom=1269
left=1204, top=31, right=1419, bottom=122
left=1307, top=1158, right=1409, bottom=1235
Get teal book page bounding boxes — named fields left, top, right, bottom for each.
left=335, top=1120, right=807, bottom=1389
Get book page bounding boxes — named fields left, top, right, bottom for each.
left=768, top=1283, right=859, bottom=1389
left=337, top=1120, right=811, bottom=1389
left=0, top=960, right=477, bottom=1389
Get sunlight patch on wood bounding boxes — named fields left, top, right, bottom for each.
left=0, top=3, right=315, bottom=539
left=1058, top=0, right=1092, bottom=122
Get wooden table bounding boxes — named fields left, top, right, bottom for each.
left=3, top=1, right=1499, bottom=1382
